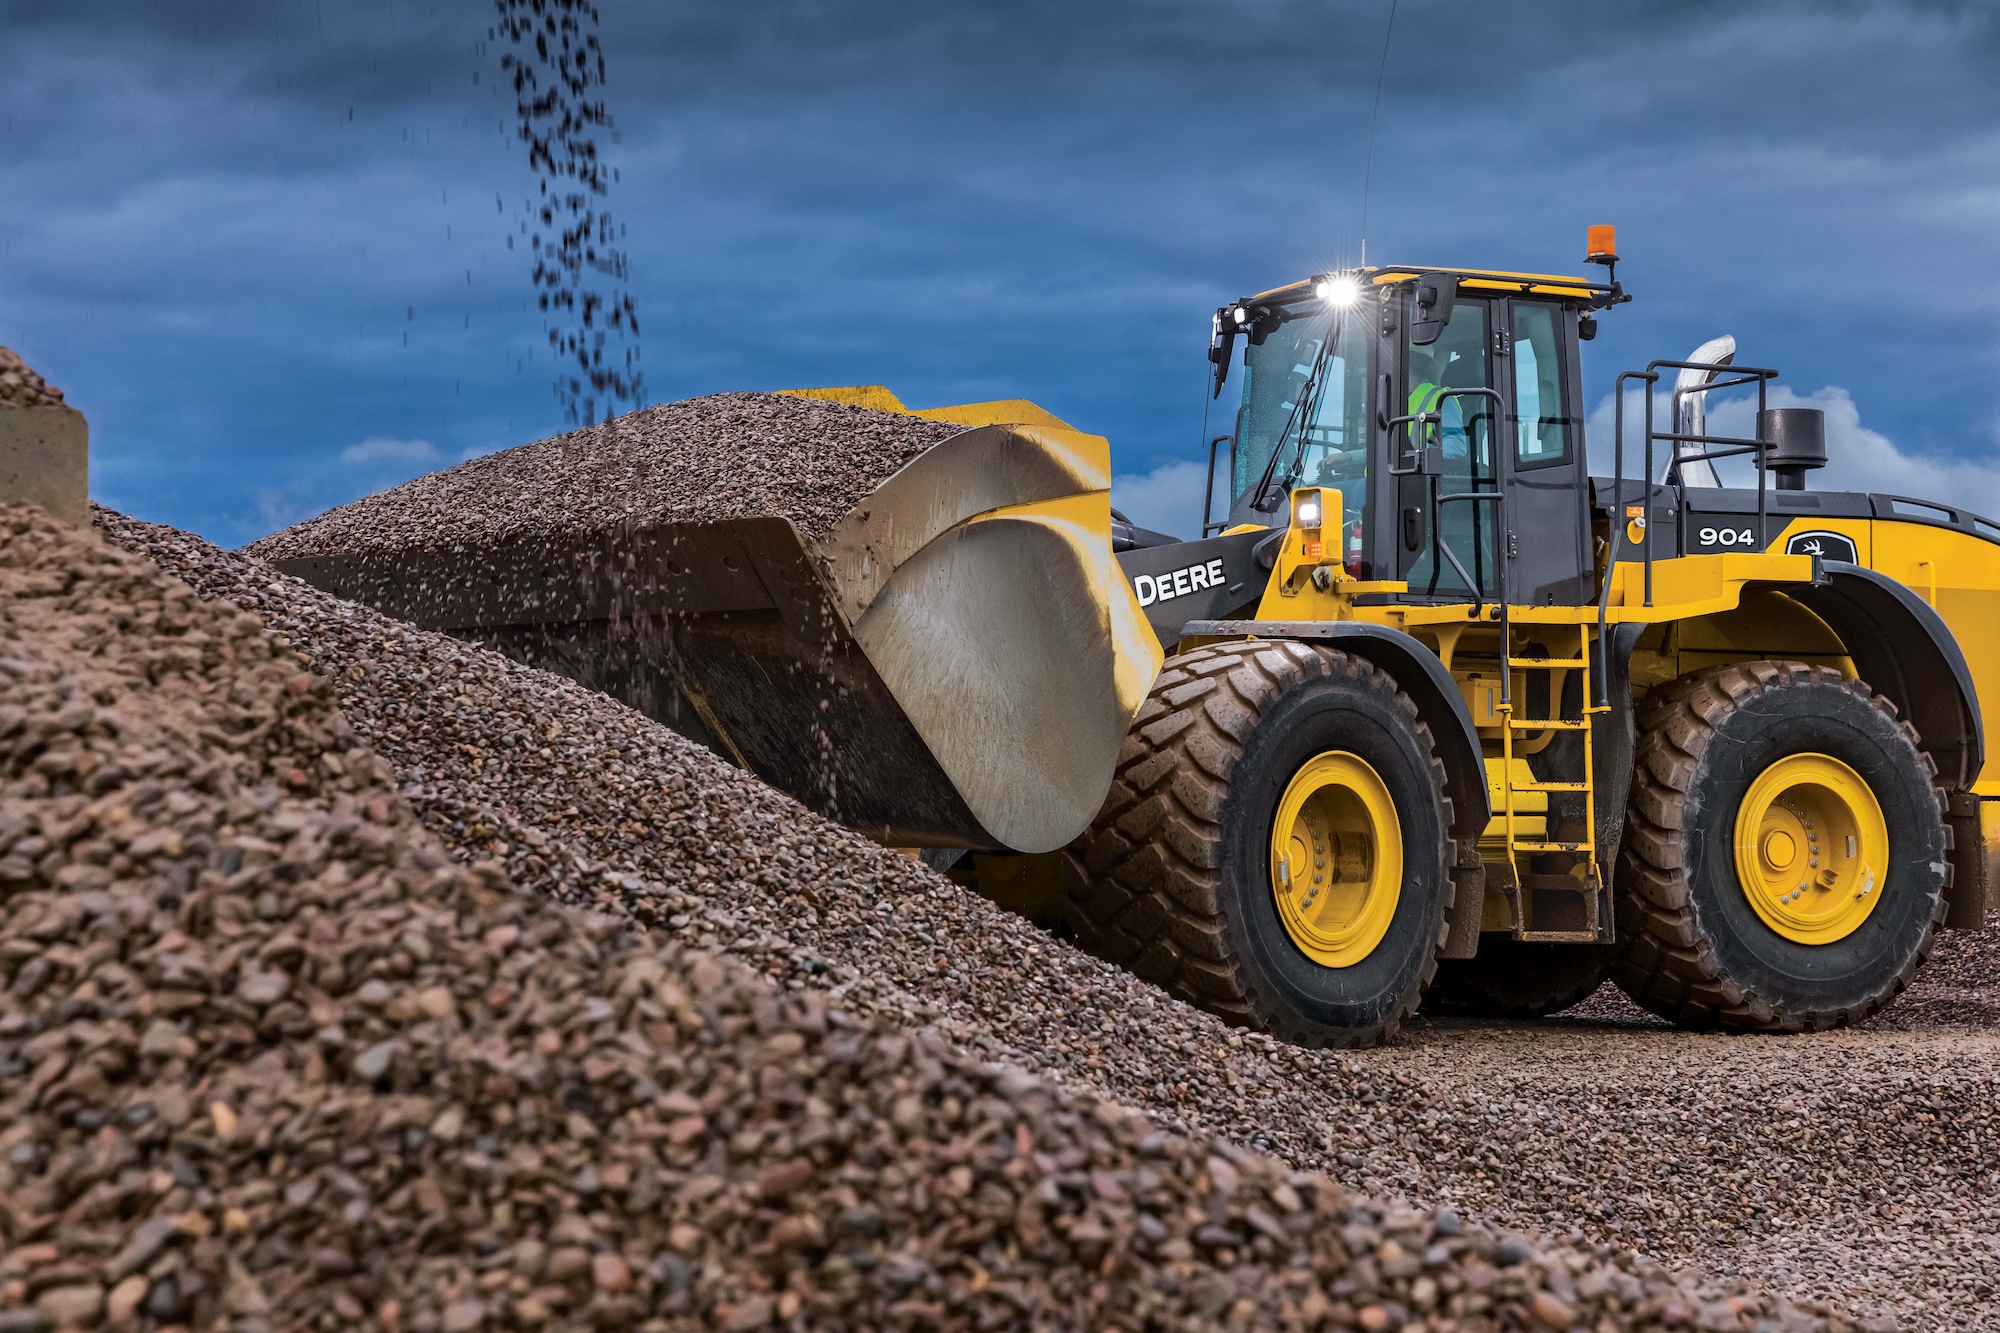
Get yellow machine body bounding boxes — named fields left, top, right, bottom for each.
left=1203, top=471, right=1998, bottom=941
left=1159, top=260, right=1997, bottom=949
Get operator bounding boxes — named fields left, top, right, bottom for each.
left=1406, top=342, right=1472, bottom=461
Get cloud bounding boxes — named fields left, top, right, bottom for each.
left=1111, top=459, right=1218, bottom=540
left=10, top=0, right=2000, bottom=548
left=341, top=436, right=440, bottom=466
left=1587, top=384, right=2000, bottom=520
left=1711, top=386, right=2000, bottom=520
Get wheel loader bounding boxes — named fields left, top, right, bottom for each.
left=271, top=225, right=1997, bottom=1048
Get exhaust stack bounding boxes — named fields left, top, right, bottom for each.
left=1673, top=335, right=1736, bottom=488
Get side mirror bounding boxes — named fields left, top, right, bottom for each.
left=1410, top=272, right=1455, bottom=346
left=1209, top=326, right=1237, bottom=398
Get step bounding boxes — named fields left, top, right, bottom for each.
left=1518, top=930, right=1600, bottom=944
left=1510, top=840, right=1595, bottom=854
left=1506, top=657, right=1589, bottom=669
left=1509, top=780, right=1590, bottom=793
left=1505, top=718, right=1590, bottom=731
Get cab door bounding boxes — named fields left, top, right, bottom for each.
left=1499, top=299, right=1590, bottom=605
left=1391, top=288, right=1589, bottom=605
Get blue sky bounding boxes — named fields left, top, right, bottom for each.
left=2, top=0, right=1997, bottom=544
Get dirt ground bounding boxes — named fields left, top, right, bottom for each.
left=108, top=508, right=2000, bottom=1331
left=1342, top=952, right=2000, bottom=1327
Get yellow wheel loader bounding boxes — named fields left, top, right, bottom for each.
left=273, top=227, right=1995, bottom=1048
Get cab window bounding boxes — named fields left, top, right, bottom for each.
left=1511, top=303, right=1573, bottom=469
left=1232, top=307, right=1370, bottom=555
left=1403, top=299, right=1494, bottom=597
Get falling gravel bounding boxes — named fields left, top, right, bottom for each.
left=0, top=348, right=66, bottom=408
left=0, top=503, right=1852, bottom=1333
left=105, top=509, right=2000, bottom=1329
left=243, top=393, right=961, bottom=562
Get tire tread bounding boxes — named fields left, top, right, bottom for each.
left=1064, top=639, right=1455, bottom=1047
left=1611, top=660, right=1948, bottom=1031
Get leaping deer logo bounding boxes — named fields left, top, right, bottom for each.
left=1785, top=531, right=1857, bottom=563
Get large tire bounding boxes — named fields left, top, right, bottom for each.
left=1422, top=940, right=1609, bottom=1019
left=1062, top=639, right=1454, bottom=1047
left=1613, top=660, right=1948, bottom=1030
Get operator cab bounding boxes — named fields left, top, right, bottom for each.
left=1209, top=262, right=1620, bottom=608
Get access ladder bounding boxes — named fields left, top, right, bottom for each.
left=1496, top=621, right=1608, bottom=942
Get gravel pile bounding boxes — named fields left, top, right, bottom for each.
left=2, top=502, right=1840, bottom=1333
left=243, top=392, right=961, bottom=562
left=103, top=510, right=1998, bottom=1327
left=0, top=348, right=66, bottom=408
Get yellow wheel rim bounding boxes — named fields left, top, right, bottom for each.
left=1270, top=751, right=1402, bottom=968
left=1733, top=752, right=1888, bottom=945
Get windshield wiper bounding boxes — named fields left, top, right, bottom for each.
left=1247, top=308, right=1345, bottom=513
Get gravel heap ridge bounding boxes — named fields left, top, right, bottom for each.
left=0, top=349, right=66, bottom=408
left=243, top=393, right=961, bottom=562
left=104, top=508, right=2000, bottom=1327
left=0, top=502, right=1846, bottom=1333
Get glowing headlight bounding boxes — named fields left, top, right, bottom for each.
left=1231, top=306, right=1249, bottom=325
left=1314, top=275, right=1362, bottom=308
left=1296, top=499, right=1322, bottom=528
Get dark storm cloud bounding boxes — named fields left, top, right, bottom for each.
left=1, top=0, right=1996, bottom=542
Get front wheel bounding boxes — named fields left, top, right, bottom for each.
left=1063, top=639, right=1455, bottom=1048
left=1612, top=661, right=1948, bottom=1030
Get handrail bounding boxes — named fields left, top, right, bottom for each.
left=1201, top=434, right=1233, bottom=535
left=1383, top=410, right=1442, bottom=476
left=1403, top=387, right=1512, bottom=706
left=1592, top=358, right=1781, bottom=707
left=1594, top=370, right=1657, bottom=706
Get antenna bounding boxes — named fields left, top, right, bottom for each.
left=1358, top=0, right=1399, bottom=269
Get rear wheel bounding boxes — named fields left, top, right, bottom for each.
left=1422, top=940, right=1609, bottom=1019
left=1613, top=661, right=1948, bottom=1030
left=1063, top=639, right=1454, bottom=1047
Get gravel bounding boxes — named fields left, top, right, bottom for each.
left=0, top=349, right=65, bottom=409
left=1868, top=928, right=2000, bottom=1029
left=103, top=508, right=2000, bottom=1328
left=242, top=392, right=961, bottom=563
left=0, top=502, right=1846, bottom=1332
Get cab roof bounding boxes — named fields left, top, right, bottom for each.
left=1247, top=265, right=1612, bottom=308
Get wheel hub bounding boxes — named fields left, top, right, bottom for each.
left=1270, top=751, right=1402, bottom=967
left=1734, top=752, right=1886, bottom=945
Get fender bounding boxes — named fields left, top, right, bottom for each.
left=1180, top=619, right=1491, bottom=845
left=1780, top=563, right=1983, bottom=790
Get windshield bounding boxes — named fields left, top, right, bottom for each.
left=1231, top=308, right=1370, bottom=567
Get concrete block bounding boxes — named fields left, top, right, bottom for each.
left=0, top=405, right=89, bottom=528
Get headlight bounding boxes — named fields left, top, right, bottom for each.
left=1314, top=275, right=1362, bottom=308
left=1296, top=498, right=1322, bottom=528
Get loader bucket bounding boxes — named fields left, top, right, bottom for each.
left=256, top=391, right=1162, bottom=853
